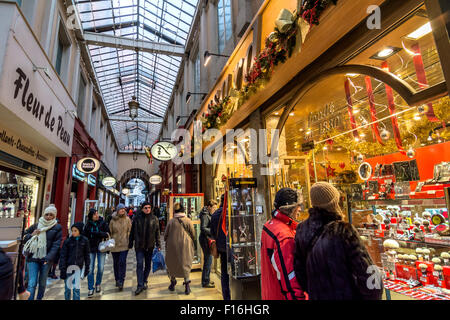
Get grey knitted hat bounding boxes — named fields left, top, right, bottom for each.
left=310, top=182, right=343, bottom=215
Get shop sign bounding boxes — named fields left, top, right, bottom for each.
left=150, top=141, right=177, bottom=161
left=77, top=157, right=100, bottom=174
left=0, top=6, right=75, bottom=156
left=307, top=103, right=342, bottom=135
left=0, top=128, right=48, bottom=163
left=72, top=164, right=86, bottom=182
left=149, top=175, right=162, bottom=185
left=301, top=140, right=315, bottom=152
left=87, top=174, right=96, bottom=187
left=102, top=176, right=116, bottom=187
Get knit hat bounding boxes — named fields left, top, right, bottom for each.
left=140, top=201, right=152, bottom=209
left=116, top=203, right=126, bottom=212
left=174, top=202, right=185, bottom=213
left=274, top=188, right=302, bottom=215
left=310, top=182, right=343, bottom=215
left=71, top=222, right=84, bottom=234
left=44, top=204, right=57, bottom=216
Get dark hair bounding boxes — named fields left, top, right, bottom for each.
left=174, top=202, right=185, bottom=213
left=141, top=202, right=152, bottom=209
left=207, top=200, right=218, bottom=207
left=88, top=208, right=98, bottom=221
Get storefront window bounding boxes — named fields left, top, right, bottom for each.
left=347, top=5, right=445, bottom=92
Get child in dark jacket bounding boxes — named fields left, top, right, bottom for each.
left=59, top=222, right=90, bottom=300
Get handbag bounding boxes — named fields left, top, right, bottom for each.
left=152, top=247, right=166, bottom=273
left=208, top=215, right=221, bottom=259
left=98, top=235, right=115, bottom=253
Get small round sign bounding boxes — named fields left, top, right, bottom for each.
left=122, top=188, right=130, bottom=195
left=150, top=175, right=162, bottom=185
left=102, top=177, right=116, bottom=187
left=150, top=142, right=177, bottom=161
left=77, top=157, right=100, bottom=174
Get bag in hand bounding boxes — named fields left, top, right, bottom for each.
left=208, top=238, right=219, bottom=259
left=98, top=236, right=115, bottom=253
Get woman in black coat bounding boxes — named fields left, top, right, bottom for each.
left=82, top=208, right=109, bottom=297
left=294, top=182, right=383, bottom=300
left=0, top=249, right=13, bottom=300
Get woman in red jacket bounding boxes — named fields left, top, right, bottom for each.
left=261, top=188, right=307, bottom=300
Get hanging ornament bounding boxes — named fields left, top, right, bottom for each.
left=380, top=129, right=391, bottom=141
left=339, top=162, right=346, bottom=169
left=357, top=153, right=364, bottom=163
left=326, top=164, right=336, bottom=177
left=417, top=105, right=428, bottom=114
left=406, top=147, right=416, bottom=158
left=268, top=31, right=279, bottom=43
left=275, top=9, right=294, bottom=33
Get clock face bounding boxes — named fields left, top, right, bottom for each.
left=150, top=142, right=177, bottom=161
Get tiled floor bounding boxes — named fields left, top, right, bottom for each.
left=43, top=245, right=224, bottom=300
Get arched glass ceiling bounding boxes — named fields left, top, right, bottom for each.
left=75, top=0, right=198, bottom=151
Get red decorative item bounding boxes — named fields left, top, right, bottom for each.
left=344, top=78, right=360, bottom=139
left=381, top=62, right=405, bottom=154
left=339, top=162, right=345, bottom=169
left=364, top=76, right=385, bottom=145
left=326, top=164, right=336, bottom=177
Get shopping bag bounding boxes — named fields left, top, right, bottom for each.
left=98, top=236, right=115, bottom=253
left=208, top=238, right=219, bottom=259
left=152, top=247, right=166, bottom=273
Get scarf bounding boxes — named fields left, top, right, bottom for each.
left=174, top=212, right=186, bottom=218
left=23, top=216, right=57, bottom=259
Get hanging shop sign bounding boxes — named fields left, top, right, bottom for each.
left=0, top=5, right=75, bottom=156
left=72, top=164, right=86, bottom=182
left=87, top=174, right=97, bottom=187
left=149, top=175, right=162, bottom=185
left=77, top=157, right=100, bottom=174
left=150, top=141, right=177, bottom=161
left=122, top=188, right=130, bottom=195
left=102, top=176, right=116, bottom=187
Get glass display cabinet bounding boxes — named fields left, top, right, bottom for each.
left=169, top=193, right=204, bottom=269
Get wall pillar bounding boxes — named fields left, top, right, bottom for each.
left=53, top=157, right=73, bottom=240
left=75, top=181, right=87, bottom=222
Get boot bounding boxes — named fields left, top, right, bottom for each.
left=168, top=279, right=177, bottom=291
left=183, top=280, right=191, bottom=295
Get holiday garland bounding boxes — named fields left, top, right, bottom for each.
left=200, top=1, right=338, bottom=130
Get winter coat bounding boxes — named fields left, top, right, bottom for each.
left=129, top=210, right=161, bottom=250
left=261, top=210, right=307, bottom=300
left=294, top=207, right=383, bottom=300
left=199, top=207, right=212, bottom=251
left=210, top=206, right=227, bottom=253
left=109, top=212, right=132, bottom=252
left=59, top=236, right=90, bottom=278
left=0, top=249, right=14, bottom=300
left=164, top=215, right=195, bottom=278
left=24, top=223, right=62, bottom=263
left=83, top=217, right=109, bottom=253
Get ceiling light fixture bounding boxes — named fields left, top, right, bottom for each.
left=369, top=46, right=402, bottom=60
left=406, top=22, right=432, bottom=40
left=128, top=96, right=139, bottom=120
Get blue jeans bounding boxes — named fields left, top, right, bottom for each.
left=88, top=251, right=106, bottom=290
left=111, top=250, right=128, bottom=283
left=64, top=273, right=81, bottom=300
left=219, top=250, right=230, bottom=300
left=27, top=261, right=51, bottom=300
left=136, top=248, right=153, bottom=288
left=200, top=240, right=213, bottom=286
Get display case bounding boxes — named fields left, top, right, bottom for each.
left=350, top=196, right=450, bottom=300
left=227, top=178, right=261, bottom=279
left=168, top=193, right=204, bottom=269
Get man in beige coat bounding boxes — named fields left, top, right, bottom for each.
left=164, top=202, right=195, bottom=295
left=109, top=203, right=131, bottom=291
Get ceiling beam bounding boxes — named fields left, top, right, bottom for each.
left=83, top=31, right=185, bottom=57
left=108, top=115, right=164, bottom=123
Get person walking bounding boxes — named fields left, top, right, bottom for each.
left=129, top=201, right=161, bottom=295
left=210, top=195, right=230, bottom=300
left=260, top=188, right=307, bottom=300
left=23, top=204, right=62, bottom=300
left=199, top=200, right=218, bottom=288
left=83, top=208, right=109, bottom=297
left=294, top=182, right=383, bottom=300
left=0, top=248, right=14, bottom=300
left=164, top=203, right=195, bottom=295
left=109, top=203, right=132, bottom=291
left=59, top=222, right=90, bottom=300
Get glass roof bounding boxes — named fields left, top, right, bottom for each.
left=75, top=0, right=198, bottom=151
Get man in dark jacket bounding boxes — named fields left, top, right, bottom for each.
left=210, top=195, right=230, bottom=300
left=0, top=249, right=13, bottom=300
left=294, top=182, right=383, bottom=300
left=59, top=222, right=90, bottom=300
left=129, top=201, right=161, bottom=295
left=83, top=208, right=109, bottom=297
left=199, top=200, right=218, bottom=288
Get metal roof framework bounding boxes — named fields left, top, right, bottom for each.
left=75, top=0, right=198, bottom=152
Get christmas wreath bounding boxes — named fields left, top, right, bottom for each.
left=201, top=96, right=233, bottom=131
